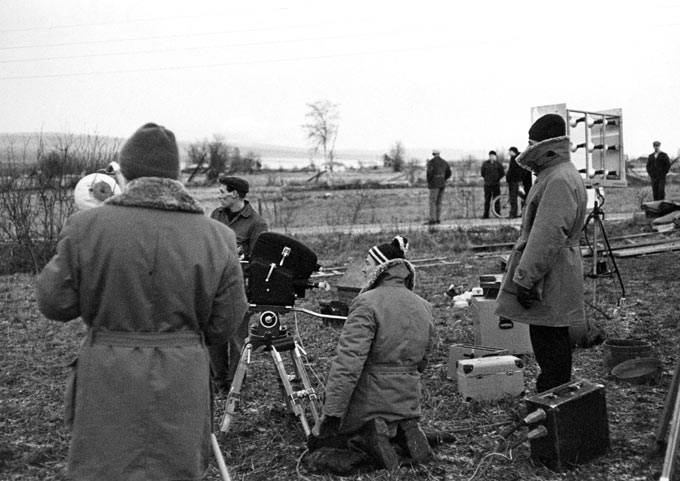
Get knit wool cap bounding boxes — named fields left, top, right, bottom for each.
left=219, top=176, right=250, bottom=195
left=368, top=236, right=409, bottom=265
left=119, top=123, right=180, bottom=181
left=509, top=146, right=519, bottom=155
left=528, top=114, right=566, bottom=142
left=488, top=150, right=497, bottom=156
left=653, top=141, right=661, bottom=147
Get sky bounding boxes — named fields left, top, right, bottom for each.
left=1, top=0, right=679, bottom=160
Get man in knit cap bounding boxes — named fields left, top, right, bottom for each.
left=481, top=150, right=505, bottom=218
left=495, top=114, right=587, bottom=393
left=308, top=236, right=435, bottom=473
left=36, top=123, right=248, bottom=481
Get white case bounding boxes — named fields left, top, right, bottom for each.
left=457, top=355, right=525, bottom=402
left=446, top=344, right=509, bottom=379
left=471, top=296, right=533, bottom=355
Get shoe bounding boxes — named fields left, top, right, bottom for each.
left=363, top=418, right=399, bottom=470
left=424, top=220, right=436, bottom=225
left=436, top=220, right=441, bottom=224
left=397, top=419, right=431, bottom=463
left=482, top=215, right=489, bottom=219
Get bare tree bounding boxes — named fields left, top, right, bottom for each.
left=302, top=100, right=340, bottom=172
left=388, top=141, right=406, bottom=172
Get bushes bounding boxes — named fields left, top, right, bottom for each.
left=0, top=133, right=119, bottom=274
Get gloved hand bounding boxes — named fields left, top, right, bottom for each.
left=516, top=282, right=538, bottom=309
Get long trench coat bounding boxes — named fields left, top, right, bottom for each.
left=322, top=259, right=435, bottom=434
left=494, top=137, right=588, bottom=327
left=36, top=177, right=248, bottom=481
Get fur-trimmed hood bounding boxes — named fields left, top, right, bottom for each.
left=360, top=258, right=416, bottom=294
left=105, top=177, right=204, bottom=214
left=516, top=136, right=571, bottom=174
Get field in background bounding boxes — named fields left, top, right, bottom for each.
left=186, top=170, right=679, bottom=230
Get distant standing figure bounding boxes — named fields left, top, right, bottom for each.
left=210, top=175, right=268, bottom=390
left=505, top=147, right=532, bottom=218
left=481, top=150, right=505, bottom=218
left=646, top=141, right=671, bottom=201
left=426, top=149, right=452, bottom=225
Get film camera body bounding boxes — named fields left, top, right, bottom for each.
left=246, top=232, right=320, bottom=339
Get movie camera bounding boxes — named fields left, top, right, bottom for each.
left=221, top=232, right=346, bottom=436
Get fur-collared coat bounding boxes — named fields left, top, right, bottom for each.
left=322, top=259, right=435, bottom=434
left=494, top=137, right=587, bottom=327
left=36, top=177, right=248, bottom=481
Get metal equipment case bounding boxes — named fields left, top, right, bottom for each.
left=525, top=379, right=610, bottom=470
left=446, top=344, right=509, bottom=379
left=456, top=355, right=525, bottom=402
left=471, top=295, right=533, bottom=355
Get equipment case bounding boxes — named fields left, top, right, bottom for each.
left=457, top=355, right=525, bottom=402
left=446, top=344, right=509, bottom=379
left=471, top=295, right=533, bottom=355
left=525, top=379, right=610, bottom=471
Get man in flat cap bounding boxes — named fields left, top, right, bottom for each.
left=36, top=123, right=248, bottom=480
left=210, top=176, right=268, bottom=390
left=646, top=141, right=671, bottom=201
left=425, top=149, right=452, bottom=225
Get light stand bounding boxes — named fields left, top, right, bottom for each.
left=583, top=186, right=626, bottom=308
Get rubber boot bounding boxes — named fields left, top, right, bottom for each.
left=397, top=419, right=431, bottom=463
left=363, top=418, right=399, bottom=471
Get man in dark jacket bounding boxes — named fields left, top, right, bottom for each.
left=506, top=146, right=532, bottom=218
left=495, top=114, right=587, bottom=393
left=480, top=150, right=505, bottom=218
left=36, top=123, right=248, bottom=481
left=210, top=175, right=268, bottom=390
left=425, top=150, right=452, bottom=225
left=646, top=141, right=671, bottom=200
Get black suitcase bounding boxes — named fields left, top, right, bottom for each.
left=525, top=379, right=610, bottom=471
left=248, top=233, right=319, bottom=306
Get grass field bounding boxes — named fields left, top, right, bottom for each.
left=2, top=220, right=679, bottom=480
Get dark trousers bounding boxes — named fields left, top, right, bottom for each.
left=508, top=181, right=520, bottom=217
left=208, top=312, right=250, bottom=388
left=483, top=183, right=501, bottom=217
left=529, top=324, right=572, bottom=393
left=428, top=187, right=445, bottom=222
left=651, top=177, right=666, bottom=201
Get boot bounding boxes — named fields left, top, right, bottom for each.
left=363, top=418, right=399, bottom=471
left=396, top=419, right=431, bottom=463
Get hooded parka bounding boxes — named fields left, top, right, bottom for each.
left=322, top=259, right=435, bottom=434
left=36, top=177, right=248, bottom=481
left=494, top=137, right=587, bottom=327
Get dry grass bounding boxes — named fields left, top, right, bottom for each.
left=2, top=224, right=679, bottom=480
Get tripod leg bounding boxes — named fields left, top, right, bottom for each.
left=270, top=345, right=312, bottom=436
left=210, top=433, right=232, bottom=481
left=291, top=345, right=321, bottom=425
left=220, top=342, right=251, bottom=433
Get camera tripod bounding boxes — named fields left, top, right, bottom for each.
left=219, top=305, right=345, bottom=436
left=583, top=187, right=626, bottom=306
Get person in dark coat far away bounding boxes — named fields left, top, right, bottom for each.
left=426, top=149, right=452, bottom=225
left=481, top=150, right=505, bottom=218
left=494, top=113, right=587, bottom=393
left=36, top=123, right=248, bottom=481
left=646, top=141, right=671, bottom=201
left=308, top=236, right=435, bottom=472
left=505, top=146, right=532, bottom=218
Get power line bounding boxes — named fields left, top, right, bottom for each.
left=0, top=18, right=375, bottom=51
left=0, top=7, right=290, bottom=34
left=0, top=28, right=423, bottom=64
left=0, top=37, right=518, bottom=81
